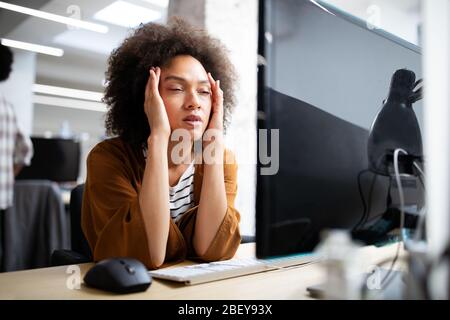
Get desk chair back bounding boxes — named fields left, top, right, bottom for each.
left=70, top=184, right=92, bottom=259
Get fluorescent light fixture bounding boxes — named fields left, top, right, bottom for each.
left=141, top=0, right=170, bottom=8
left=0, top=1, right=108, bottom=33
left=94, top=1, right=162, bottom=28
left=33, top=84, right=103, bottom=102
left=0, top=1, right=108, bottom=34
left=33, top=95, right=107, bottom=113
left=1, top=38, right=63, bottom=57
left=53, top=29, right=120, bottom=56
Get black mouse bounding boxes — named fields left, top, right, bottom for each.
left=84, top=257, right=152, bottom=294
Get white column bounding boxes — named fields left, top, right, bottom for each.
left=168, top=0, right=205, bottom=28
left=423, top=0, right=450, bottom=259
left=423, top=0, right=450, bottom=298
left=205, top=0, right=258, bottom=236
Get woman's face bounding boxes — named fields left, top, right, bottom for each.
left=159, top=55, right=212, bottom=141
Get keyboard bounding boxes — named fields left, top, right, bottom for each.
left=149, top=253, right=320, bottom=285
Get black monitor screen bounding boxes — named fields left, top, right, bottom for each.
left=16, top=137, right=81, bottom=183
left=256, top=0, right=422, bottom=258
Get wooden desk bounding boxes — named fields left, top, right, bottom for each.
left=0, top=243, right=404, bottom=300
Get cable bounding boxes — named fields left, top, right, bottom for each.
left=412, top=207, right=427, bottom=243
left=411, top=161, right=426, bottom=243
left=380, top=148, right=408, bottom=289
left=413, top=161, right=425, bottom=179
left=363, top=172, right=379, bottom=227
left=394, top=148, right=408, bottom=240
left=362, top=149, right=426, bottom=298
left=354, top=169, right=369, bottom=230
left=354, top=170, right=379, bottom=231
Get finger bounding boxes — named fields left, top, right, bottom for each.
left=207, top=72, right=216, bottom=91
left=156, top=66, right=161, bottom=81
left=150, top=67, right=160, bottom=95
left=215, top=80, right=223, bottom=100
left=145, top=68, right=154, bottom=101
left=214, top=80, right=224, bottom=115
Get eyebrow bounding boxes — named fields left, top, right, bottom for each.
left=163, top=75, right=210, bottom=85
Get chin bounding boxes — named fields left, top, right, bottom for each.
left=191, top=129, right=204, bottom=141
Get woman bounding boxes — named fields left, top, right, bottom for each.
left=81, top=18, right=241, bottom=269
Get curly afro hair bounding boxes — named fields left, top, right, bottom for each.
left=0, top=44, right=13, bottom=82
left=104, top=17, right=238, bottom=150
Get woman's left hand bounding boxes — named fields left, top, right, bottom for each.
left=206, top=72, right=224, bottom=132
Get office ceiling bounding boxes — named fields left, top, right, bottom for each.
left=1, top=0, right=168, bottom=92
left=1, top=0, right=420, bottom=94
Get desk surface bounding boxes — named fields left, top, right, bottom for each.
left=0, top=243, right=404, bottom=300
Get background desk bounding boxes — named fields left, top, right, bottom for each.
left=0, top=243, right=404, bottom=299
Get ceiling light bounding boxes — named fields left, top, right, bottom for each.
left=94, top=1, right=162, bottom=28
left=1, top=38, right=63, bottom=57
left=53, top=29, right=121, bottom=56
left=0, top=1, right=108, bottom=33
left=33, top=95, right=107, bottom=113
left=141, top=0, right=170, bottom=8
left=33, top=84, right=103, bottom=102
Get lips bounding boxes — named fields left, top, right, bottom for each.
left=183, top=114, right=202, bottom=122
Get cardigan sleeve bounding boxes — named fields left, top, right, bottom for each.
left=179, top=148, right=241, bottom=262
left=81, top=143, right=185, bottom=270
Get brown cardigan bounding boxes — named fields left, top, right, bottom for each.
left=81, top=137, right=241, bottom=269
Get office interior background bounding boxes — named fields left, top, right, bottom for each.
left=0, top=0, right=426, bottom=272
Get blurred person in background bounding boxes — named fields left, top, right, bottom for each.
left=0, top=44, right=33, bottom=271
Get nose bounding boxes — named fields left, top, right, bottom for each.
left=185, top=90, right=201, bottom=110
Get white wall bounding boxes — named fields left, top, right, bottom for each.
left=0, top=49, right=35, bottom=135
left=205, top=0, right=258, bottom=236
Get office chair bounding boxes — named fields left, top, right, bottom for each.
left=5, top=180, right=70, bottom=271
left=51, top=184, right=91, bottom=266
left=69, top=184, right=92, bottom=258
left=51, top=183, right=255, bottom=266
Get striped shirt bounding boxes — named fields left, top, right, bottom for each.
left=143, top=148, right=195, bottom=222
left=0, top=93, right=33, bottom=209
left=169, top=162, right=195, bottom=222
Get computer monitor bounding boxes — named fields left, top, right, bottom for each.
left=16, top=137, right=81, bottom=183
left=256, top=0, right=423, bottom=258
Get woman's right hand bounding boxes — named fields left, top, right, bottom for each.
left=144, top=66, right=171, bottom=139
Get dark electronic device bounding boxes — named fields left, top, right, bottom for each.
left=84, top=258, right=152, bottom=294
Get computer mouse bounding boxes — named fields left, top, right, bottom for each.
left=84, top=257, right=152, bottom=294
